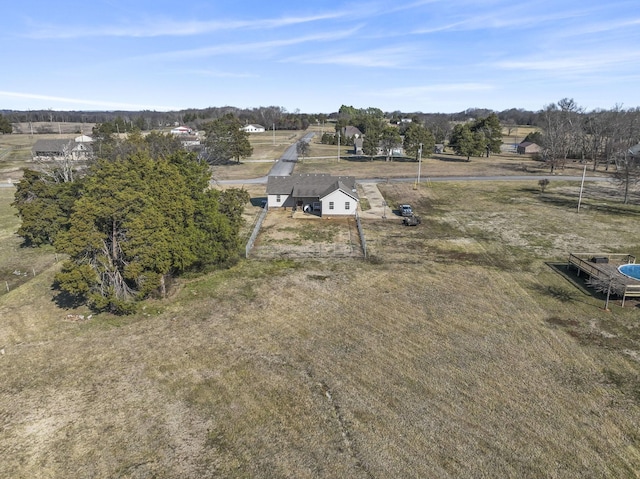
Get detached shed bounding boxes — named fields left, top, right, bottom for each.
left=517, top=141, right=541, bottom=155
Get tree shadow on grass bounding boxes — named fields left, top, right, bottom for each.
left=339, top=155, right=375, bottom=163
left=250, top=196, right=267, bottom=207
left=494, top=161, right=548, bottom=174
left=51, top=288, right=86, bottom=310
left=545, top=262, right=597, bottom=296
left=544, top=262, right=617, bottom=307
left=536, top=195, right=640, bottom=217
left=431, top=154, right=469, bottom=163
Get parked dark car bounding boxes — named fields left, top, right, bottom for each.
left=403, top=214, right=421, bottom=226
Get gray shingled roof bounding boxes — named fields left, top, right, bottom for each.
left=267, top=173, right=358, bottom=200
left=32, top=139, right=74, bottom=154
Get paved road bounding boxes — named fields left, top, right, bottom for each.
left=216, top=173, right=614, bottom=186
left=361, top=174, right=613, bottom=183
left=216, top=133, right=314, bottom=185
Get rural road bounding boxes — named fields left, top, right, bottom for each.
left=214, top=132, right=315, bottom=186
left=216, top=173, right=614, bottom=186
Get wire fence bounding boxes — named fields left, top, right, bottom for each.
left=355, top=211, right=367, bottom=258
left=245, top=205, right=269, bottom=258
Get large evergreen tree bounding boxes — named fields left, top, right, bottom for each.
left=12, top=169, right=82, bottom=246
left=449, top=124, right=486, bottom=161
left=472, top=113, right=502, bottom=156
left=0, top=114, right=12, bottom=134
left=53, top=151, right=247, bottom=314
left=380, top=126, right=402, bottom=161
left=363, top=124, right=382, bottom=161
left=202, top=113, right=253, bottom=164
left=403, top=123, right=436, bottom=160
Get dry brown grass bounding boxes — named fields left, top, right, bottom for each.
left=3, top=140, right=640, bottom=477
left=295, top=142, right=603, bottom=181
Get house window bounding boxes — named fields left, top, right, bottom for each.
left=345, top=201, right=350, bottom=210
left=329, top=201, right=334, bottom=210
left=276, top=194, right=281, bottom=202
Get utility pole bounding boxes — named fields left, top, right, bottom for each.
left=577, top=163, right=587, bottom=212
left=604, top=276, right=612, bottom=311
left=337, top=131, right=341, bottom=162
left=272, top=123, right=275, bottom=146
left=414, top=143, right=423, bottom=190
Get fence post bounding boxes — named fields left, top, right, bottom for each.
left=246, top=205, right=269, bottom=258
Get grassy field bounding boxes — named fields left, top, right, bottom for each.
left=3, top=160, right=640, bottom=477
left=0, top=188, right=59, bottom=299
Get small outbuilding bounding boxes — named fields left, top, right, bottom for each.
left=517, top=141, right=541, bottom=155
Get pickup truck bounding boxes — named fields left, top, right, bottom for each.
left=399, top=204, right=413, bottom=217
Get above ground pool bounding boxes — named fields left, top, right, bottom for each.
left=618, top=263, right=640, bottom=280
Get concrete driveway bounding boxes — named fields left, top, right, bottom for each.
left=357, top=181, right=399, bottom=220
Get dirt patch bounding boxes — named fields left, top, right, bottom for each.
left=251, top=209, right=363, bottom=259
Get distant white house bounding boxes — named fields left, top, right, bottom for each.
left=241, top=124, right=266, bottom=133
left=179, top=136, right=201, bottom=148
left=341, top=126, right=362, bottom=138
left=266, top=173, right=359, bottom=216
left=171, top=126, right=193, bottom=135
left=629, top=144, right=640, bottom=157
left=74, top=134, right=94, bottom=143
left=32, top=138, right=93, bottom=161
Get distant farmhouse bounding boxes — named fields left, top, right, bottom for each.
left=241, top=124, right=266, bottom=133
left=32, top=136, right=93, bottom=161
left=170, top=125, right=193, bottom=135
left=340, top=125, right=404, bottom=157
left=517, top=141, right=541, bottom=155
left=341, top=126, right=362, bottom=138
left=170, top=125, right=200, bottom=148
left=266, top=173, right=359, bottom=216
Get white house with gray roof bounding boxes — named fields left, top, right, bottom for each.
left=32, top=138, right=93, bottom=161
left=266, top=173, right=359, bottom=216
left=241, top=124, right=266, bottom=133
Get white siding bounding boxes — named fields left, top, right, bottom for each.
left=267, top=193, right=290, bottom=208
left=320, top=189, right=357, bottom=216
left=242, top=125, right=266, bottom=133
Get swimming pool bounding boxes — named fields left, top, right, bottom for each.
left=618, top=263, right=640, bottom=280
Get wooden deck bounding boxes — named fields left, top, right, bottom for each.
left=568, top=253, right=640, bottom=306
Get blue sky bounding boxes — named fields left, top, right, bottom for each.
left=2, top=0, right=640, bottom=113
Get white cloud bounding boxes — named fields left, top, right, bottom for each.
left=141, top=27, right=363, bottom=61
left=0, top=91, right=180, bottom=111
left=284, top=45, right=426, bottom=68
left=24, top=11, right=351, bottom=39
left=184, top=69, right=258, bottom=79
left=495, top=50, right=640, bottom=74
left=381, top=83, right=493, bottom=96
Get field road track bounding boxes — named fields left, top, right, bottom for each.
left=0, top=146, right=14, bottom=163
